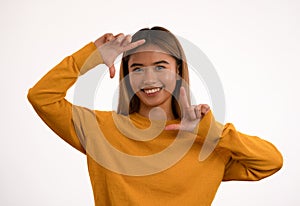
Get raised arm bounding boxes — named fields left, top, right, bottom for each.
left=165, top=87, right=283, bottom=181
left=199, top=112, right=283, bottom=181
left=27, top=34, right=145, bottom=153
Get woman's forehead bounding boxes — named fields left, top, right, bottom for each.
left=128, top=51, right=176, bottom=66
left=127, top=45, right=175, bottom=65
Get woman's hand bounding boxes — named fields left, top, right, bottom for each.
left=165, top=87, right=210, bottom=132
left=94, top=33, right=145, bottom=78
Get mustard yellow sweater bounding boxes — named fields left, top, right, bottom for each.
left=27, top=43, right=283, bottom=206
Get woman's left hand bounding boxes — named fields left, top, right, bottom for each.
left=165, top=87, right=210, bottom=132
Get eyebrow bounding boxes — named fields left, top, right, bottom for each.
left=129, top=60, right=170, bottom=68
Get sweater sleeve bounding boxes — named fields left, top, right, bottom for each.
left=27, top=42, right=103, bottom=154
left=194, top=111, right=283, bottom=181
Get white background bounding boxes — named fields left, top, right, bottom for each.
left=1, top=0, right=299, bottom=205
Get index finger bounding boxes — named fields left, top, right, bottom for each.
left=179, top=86, right=190, bottom=112
left=123, top=39, right=146, bottom=51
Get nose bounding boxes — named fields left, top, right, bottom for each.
left=143, top=68, right=157, bottom=84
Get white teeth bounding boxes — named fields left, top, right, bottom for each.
left=144, top=88, right=161, bottom=94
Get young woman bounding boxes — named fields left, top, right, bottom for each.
left=28, top=26, right=283, bottom=206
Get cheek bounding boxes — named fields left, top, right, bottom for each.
left=159, top=72, right=177, bottom=92
left=129, top=74, right=142, bottom=92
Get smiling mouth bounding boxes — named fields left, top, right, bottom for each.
left=141, top=87, right=163, bottom=95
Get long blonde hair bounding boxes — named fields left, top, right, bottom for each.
left=117, top=26, right=190, bottom=119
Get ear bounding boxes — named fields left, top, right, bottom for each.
left=176, top=65, right=181, bottom=80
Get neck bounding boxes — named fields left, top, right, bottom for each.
left=138, top=105, right=175, bottom=121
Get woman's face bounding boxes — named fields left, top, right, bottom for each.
left=127, top=45, right=178, bottom=113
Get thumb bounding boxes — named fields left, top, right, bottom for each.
left=109, top=64, right=116, bottom=78
left=165, top=124, right=181, bottom=131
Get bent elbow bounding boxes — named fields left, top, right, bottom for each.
left=27, top=88, right=43, bottom=110
left=27, top=88, right=37, bottom=106
left=268, top=142, right=284, bottom=175
left=271, top=149, right=283, bottom=173
left=257, top=149, right=284, bottom=181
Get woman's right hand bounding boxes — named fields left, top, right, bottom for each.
left=94, top=33, right=145, bottom=78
